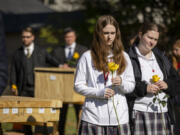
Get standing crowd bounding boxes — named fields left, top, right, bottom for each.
left=0, top=14, right=180, bottom=135
left=74, top=15, right=180, bottom=135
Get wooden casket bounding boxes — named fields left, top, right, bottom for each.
left=0, top=96, right=62, bottom=123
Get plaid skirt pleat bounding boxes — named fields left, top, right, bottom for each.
left=132, top=111, right=173, bottom=135
left=78, top=120, right=130, bottom=135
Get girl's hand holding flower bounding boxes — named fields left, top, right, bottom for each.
left=155, top=80, right=168, bottom=90
left=152, top=75, right=168, bottom=90
left=152, top=75, right=160, bottom=83
left=104, top=88, right=115, bottom=98
left=112, top=76, right=122, bottom=86
left=147, top=84, right=160, bottom=94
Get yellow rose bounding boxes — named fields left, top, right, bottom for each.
left=108, top=62, right=119, bottom=72
left=12, top=84, right=17, bottom=90
left=152, top=75, right=160, bottom=83
left=73, top=52, right=79, bottom=60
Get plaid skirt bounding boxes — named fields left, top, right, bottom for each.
left=78, top=120, right=130, bottom=135
left=132, top=111, right=173, bottom=135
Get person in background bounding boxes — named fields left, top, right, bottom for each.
left=74, top=15, right=135, bottom=135
left=172, top=39, right=180, bottom=73
left=0, top=12, right=8, bottom=135
left=127, top=23, right=180, bottom=135
left=51, top=27, right=88, bottom=135
left=0, top=13, right=8, bottom=97
left=10, top=26, right=59, bottom=135
left=171, top=39, right=180, bottom=135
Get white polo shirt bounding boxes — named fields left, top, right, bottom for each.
left=133, top=47, right=168, bottom=113
left=74, top=50, right=135, bottom=125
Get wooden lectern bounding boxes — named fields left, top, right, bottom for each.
left=34, top=68, right=84, bottom=104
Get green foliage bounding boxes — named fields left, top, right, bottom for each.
left=83, top=0, right=180, bottom=50
left=39, top=26, right=64, bottom=45
left=86, top=17, right=98, bottom=34
left=40, top=27, right=57, bottom=44
left=38, top=0, right=180, bottom=51
left=152, top=90, right=169, bottom=109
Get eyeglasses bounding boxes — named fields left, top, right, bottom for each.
left=22, top=36, right=32, bottom=39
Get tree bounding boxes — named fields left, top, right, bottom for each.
left=83, top=0, right=180, bottom=50
left=39, top=0, right=180, bottom=51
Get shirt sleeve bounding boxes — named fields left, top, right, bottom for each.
left=119, top=52, right=135, bottom=94
left=74, top=52, right=106, bottom=98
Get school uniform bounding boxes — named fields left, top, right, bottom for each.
left=127, top=45, right=180, bottom=135
left=74, top=50, right=135, bottom=135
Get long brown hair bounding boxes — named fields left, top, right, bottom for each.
left=91, top=15, right=126, bottom=74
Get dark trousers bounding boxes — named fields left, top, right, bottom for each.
left=23, top=125, right=33, bottom=135
left=174, top=107, right=180, bottom=135
left=0, top=123, right=3, bottom=135
left=21, top=90, right=34, bottom=135
left=58, top=103, right=81, bottom=135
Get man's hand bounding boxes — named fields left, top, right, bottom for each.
left=11, top=84, right=18, bottom=96
left=12, top=88, right=18, bottom=96
left=59, top=63, right=70, bottom=68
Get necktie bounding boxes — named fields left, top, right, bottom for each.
left=67, top=48, right=72, bottom=60
left=26, top=48, right=31, bottom=58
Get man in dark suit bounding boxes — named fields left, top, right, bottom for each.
left=0, top=12, right=8, bottom=135
left=10, top=27, right=59, bottom=135
left=52, top=27, right=88, bottom=135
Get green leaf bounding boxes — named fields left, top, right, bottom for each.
left=158, top=90, right=162, bottom=93
left=153, top=97, right=157, bottom=103
left=161, top=101, right=167, bottom=107
left=163, top=94, right=170, bottom=99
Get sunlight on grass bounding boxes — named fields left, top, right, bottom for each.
left=1, top=123, right=13, bottom=132
left=65, top=105, right=77, bottom=135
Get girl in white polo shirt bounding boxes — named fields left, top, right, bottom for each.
left=127, top=23, right=180, bottom=135
left=74, top=15, right=135, bottom=135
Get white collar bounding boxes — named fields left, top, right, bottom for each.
left=65, top=42, right=76, bottom=49
left=24, top=42, right=34, bottom=50
left=135, top=46, right=155, bottom=61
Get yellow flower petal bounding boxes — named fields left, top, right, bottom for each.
left=108, top=62, right=119, bottom=72
left=152, top=75, right=160, bottom=83
left=12, top=84, right=17, bottom=90
left=73, top=52, right=79, bottom=60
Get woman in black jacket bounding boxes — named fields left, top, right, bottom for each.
left=127, top=23, right=180, bottom=135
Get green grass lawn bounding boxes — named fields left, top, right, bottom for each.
left=2, top=106, right=78, bottom=135
left=65, top=105, right=77, bottom=135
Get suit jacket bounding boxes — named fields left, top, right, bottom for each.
left=52, top=44, right=88, bottom=67
left=10, top=45, right=59, bottom=96
left=0, top=13, right=8, bottom=95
